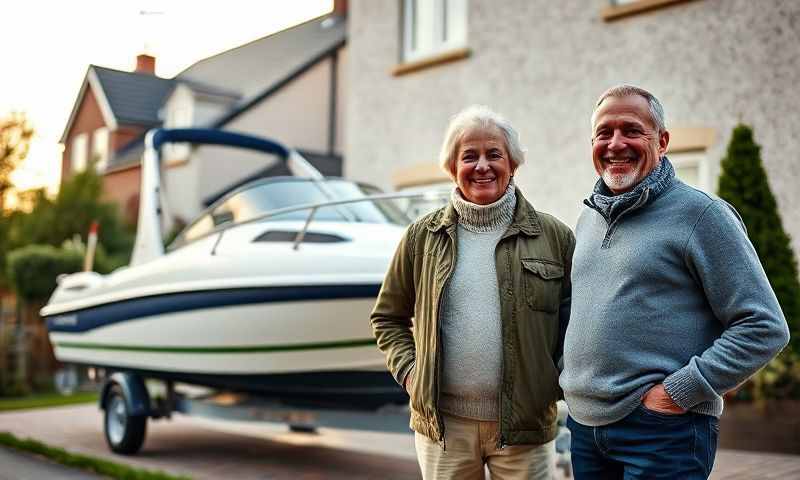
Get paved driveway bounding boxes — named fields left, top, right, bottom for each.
left=0, top=404, right=799, bottom=479
left=0, top=404, right=419, bottom=479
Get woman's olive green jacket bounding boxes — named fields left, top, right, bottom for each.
left=370, top=189, right=575, bottom=447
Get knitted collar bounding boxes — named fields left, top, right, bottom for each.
left=585, top=156, right=675, bottom=223
left=451, top=180, right=517, bottom=233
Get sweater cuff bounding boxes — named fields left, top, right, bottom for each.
left=662, top=360, right=719, bottom=410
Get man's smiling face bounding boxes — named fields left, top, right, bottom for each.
left=591, top=95, right=669, bottom=195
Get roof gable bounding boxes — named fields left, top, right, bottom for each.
left=92, top=66, right=175, bottom=126
left=60, top=66, right=175, bottom=143
left=59, top=67, right=117, bottom=143
left=177, top=14, right=345, bottom=100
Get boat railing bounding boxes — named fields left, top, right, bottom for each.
left=207, top=190, right=450, bottom=253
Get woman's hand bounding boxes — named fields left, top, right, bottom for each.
left=403, top=369, right=415, bottom=393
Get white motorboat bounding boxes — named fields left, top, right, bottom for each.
left=41, top=128, right=422, bottom=408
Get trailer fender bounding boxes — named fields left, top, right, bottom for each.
left=100, top=372, right=150, bottom=417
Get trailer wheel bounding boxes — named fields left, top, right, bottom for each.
left=104, top=384, right=147, bottom=454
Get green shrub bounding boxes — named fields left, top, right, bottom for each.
left=0, top=167, right=134, bottom=289
left=6, top=245, right=82, bottom=302
left=718, top=124, right=800, bottom=400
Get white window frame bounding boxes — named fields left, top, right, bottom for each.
left=402, top=0, right=467, bottom=63
left=670, top=150, right=710, bottom=192
left=71, top=133, right=88, bottom=173
left=92, top=127, right=109, bottom=173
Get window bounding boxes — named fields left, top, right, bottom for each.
left=92, top=127, right=109, bottom=172
left=167, top=105, right=192, bottom=128
left=164, top=86, right=194, bottom=162
left=71, top=133, right=88, bottom=172
left=402, top=0, right=467, bottom=62
left=670, top=151, right=710, bottom=192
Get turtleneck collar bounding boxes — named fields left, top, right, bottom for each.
left=585, top=156, right=675, bottom=224
left=451, top=180, right=517, bottom=233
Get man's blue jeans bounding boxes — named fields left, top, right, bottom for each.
left=567, top=404, right=719, bottom=479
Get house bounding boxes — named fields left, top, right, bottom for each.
left=344, top=0, right=800, bottom=257
left=59, top=55, right=174, bottom=223
left=60, top=1, right=348, bottom=228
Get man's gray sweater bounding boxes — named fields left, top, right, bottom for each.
left=560, top=158, right=790, bottom=427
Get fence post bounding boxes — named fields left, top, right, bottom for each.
left=14, top=297, right=29, bottom=394
left=0, top=296, right=7, bottom=392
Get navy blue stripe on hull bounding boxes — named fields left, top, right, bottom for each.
left=46, top=284, right=381, bottom=333
left=82, top=363, right=407, bottom=409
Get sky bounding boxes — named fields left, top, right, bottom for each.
left=1, top=0, right=333, bottom=194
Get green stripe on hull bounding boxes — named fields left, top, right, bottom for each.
left=54, top=338, right=377, bottom=354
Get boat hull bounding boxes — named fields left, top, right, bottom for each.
left=47, top=284, right=385, bottom=373
left=46, top=284, right=407, bottom=407
left=47, top=284, right=408, bottom=408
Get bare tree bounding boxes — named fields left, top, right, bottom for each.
left=0, top=112, right=35, bottom=211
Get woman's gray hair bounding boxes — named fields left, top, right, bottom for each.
left=439, top=105, right=526, bottom=179
left=592, top=84, right=667, bottom=133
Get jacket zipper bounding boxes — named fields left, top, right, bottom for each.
left=496, top=239, right=507, bottom=450
left=435, top=229, right=457, bottom=451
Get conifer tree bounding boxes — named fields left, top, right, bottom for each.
left=718, top=124, right=800, bottom=398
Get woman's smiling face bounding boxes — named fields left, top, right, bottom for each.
left=454, top=125, right=514, bottom=205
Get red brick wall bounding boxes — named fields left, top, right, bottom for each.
left=102, top=166, right=141, bottom=225
left=112, top=126, right=145, bottom=151
left=62, top=81, right=147, bottom=224
left=61, top=86, right=105, bottom=179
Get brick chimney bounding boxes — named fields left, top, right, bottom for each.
left=135, top=54, right=156, bottom=75
left=333, top=0, right=347, bottom=17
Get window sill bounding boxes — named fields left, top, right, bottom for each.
left=392, top=47, right=471, bottom=77
left=601, top=0, right=696, bottom=22
left=666, top=127, right=716, bottom=153
left=104, top=163, right=140, bottom=175
left=165, top=157, right=190, bottom=168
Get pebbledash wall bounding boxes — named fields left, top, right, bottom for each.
left=345, top=0, right=800, bottom=257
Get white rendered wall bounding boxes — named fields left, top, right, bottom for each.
left=346, top=0, right=800, bottom=257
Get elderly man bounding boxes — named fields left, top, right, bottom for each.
left=560, top=85, right=790, bottom=479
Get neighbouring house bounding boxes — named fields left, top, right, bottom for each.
left=60, top=54, right=172, bottom=224
left=60, top=1, right=348, bottom=229
left=345, top=0, right=800, bottom=257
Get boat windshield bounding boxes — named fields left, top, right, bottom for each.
left=172, top=178, right=411, bottom=247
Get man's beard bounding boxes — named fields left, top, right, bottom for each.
left=601, top=164, right=642, bottom=193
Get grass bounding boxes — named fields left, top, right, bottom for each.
left=0, top=431, right=191, bottom=480
left=0, top=391, right=99, bottom=412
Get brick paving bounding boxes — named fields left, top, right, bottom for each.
left=0, top=404, right=798, bottom=479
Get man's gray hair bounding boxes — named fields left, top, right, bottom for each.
left=439, top=105, right=526, bottom=179
left=592, top=85, right=667, bottom=133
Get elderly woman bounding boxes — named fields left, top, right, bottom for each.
left=371, top=105, right=575, bottom=479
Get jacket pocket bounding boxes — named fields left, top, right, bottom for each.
left=521, top=258, right=564, bottom=313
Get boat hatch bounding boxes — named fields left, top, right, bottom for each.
left=253, top=231, right=349, bottom=243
